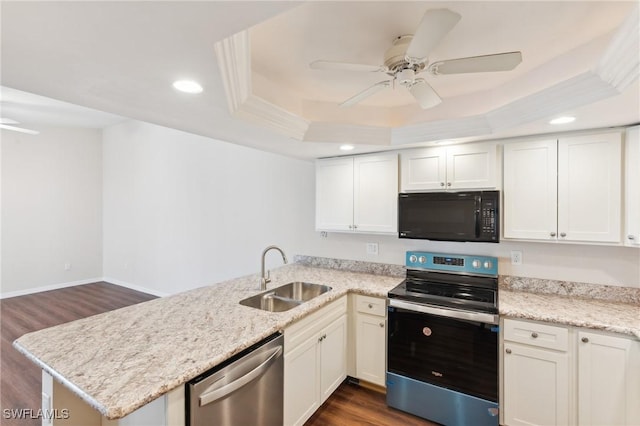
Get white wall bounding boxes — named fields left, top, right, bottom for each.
left=102, top=121, right=316, bottom=295
left=1, top=127, right=103, bottom=296
left=306, top=231, right=640, bottom=288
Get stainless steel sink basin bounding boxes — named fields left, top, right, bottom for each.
left=240, top=282, right=332, bottom=312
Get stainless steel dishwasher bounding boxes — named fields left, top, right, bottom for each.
left=187, top=332, right=283, bottom=426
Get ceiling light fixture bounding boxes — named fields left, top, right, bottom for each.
left=172, top=80, right=203, bottom=94
left=549, top=116, right=576, bottom=125
left=339, top=144, right=355, bottom=151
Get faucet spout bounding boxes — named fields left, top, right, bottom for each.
left=260, top=245, right=288, bottom=290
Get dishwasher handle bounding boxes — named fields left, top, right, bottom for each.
left=199, top=345, right=283, bottom=407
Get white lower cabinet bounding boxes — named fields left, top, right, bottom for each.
left=284, top=297, right=347, bottom=426
left=502, top=318, right=640, bottom=426
left=354, top=295, right=386, bottom=387
left=577, top=330, right=640, bottom=426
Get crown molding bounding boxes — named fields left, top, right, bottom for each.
left=595, top=4, right=639, bottom=90
left=215, top=12, right=638, bottom=147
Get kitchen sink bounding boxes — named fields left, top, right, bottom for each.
left=240, top=282, right=332, bottom=312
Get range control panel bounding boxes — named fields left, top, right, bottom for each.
left=406, top=251, right=498, bottom=277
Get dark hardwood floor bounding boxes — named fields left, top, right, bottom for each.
left=305, top=381, right=438, bottom=426
left=0, top=282, right=157, bottom=426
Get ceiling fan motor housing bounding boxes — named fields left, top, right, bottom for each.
left=384, top=35, right=414, bottom=71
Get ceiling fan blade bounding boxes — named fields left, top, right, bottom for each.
left=430, top=51, right=523, bottom=75
left=310, top=60, right=385, bottom=73
left=405, top=9, right=461, bottom=62
left=340, top=81, right=391, bottom=108
left=408, top=79, right=442, bottom=109
left=0, top=123, right=40, bottom=135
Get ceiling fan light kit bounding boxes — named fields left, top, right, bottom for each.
left=310, top=8, right=523, bottom=110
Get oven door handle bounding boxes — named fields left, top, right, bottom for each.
left=389, top=299, right=499, bottom=325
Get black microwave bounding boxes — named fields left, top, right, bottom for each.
left=398, top=191, right=499, bottom=243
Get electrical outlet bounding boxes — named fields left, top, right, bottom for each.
left=366, top=243, right=379, bottom=255
left=64, top=262, right=72, bottom=271
left=510, top=251, right=522, bottom=265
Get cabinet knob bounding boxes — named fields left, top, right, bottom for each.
left=447, top=182, right=452, bottom=187
left=550, top=232, right=556, bottom=237
left=560, top=232, right=567, bottom=237
left=629, top=235, right=636, bottom=240
left=506, top=348, right=512, bottom=354
left=348, top=225, right=353, bottom=229
left=581, top=337, right=589, bottom=343
left=440, top=182, right=445, bottom=187
left=379, top=322, right=384, bottom=328
left=353, top=225, right=358, bottom=230
left=531, top=332, right=539, bottom=338
left=368, top=303, right=373, bottom=309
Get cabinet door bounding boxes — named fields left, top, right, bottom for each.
left=625, top=126, right=640, bottom=246
left=400, top=147, right=447, bottom=191
left=284, top=334, right=320, bottom=426
left=315, top=157, right=354, bottom=231
left=503, top=343, right=570, bottom=426
left=319, top=315, right=347, bottom=404
left=355, top=313, right=386, bottom=387
left=503, top=140, right=558, bottom=240
left=558, top=133, right=622, bottom=242
left=446, top=142, right=498, bottom=189
left=353, top=153, right=398, bottom=233
left=577, top=331, right=640, bottom=426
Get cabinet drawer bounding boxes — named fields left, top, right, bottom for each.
left=355, top=295, right=386, bottom=317
left=504, top=318, right=569, bottom=351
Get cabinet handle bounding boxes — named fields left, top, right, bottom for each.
left=348, top=225, right=353, bottom=230
left=531, top=332, right=539, bottom=338
left=581, top=337, right=589, bottom=343
left=368, top=303, right=373, bottom=309
left=629, top=235, right=636, bottom=240
left=353, top=225, right=358, bottom=230
left=447, top=182, right=452, bottom=187
left=440, top=182, right=445, bottom=187
left=379, top=322, right=384, bottom=328
left=550, top=232, right=556, bottom=237
left=506, top=348, right=512, bottom=354
left=560, top=232, right=567, bottom=237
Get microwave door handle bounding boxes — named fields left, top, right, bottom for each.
left=475, top=209, right=481, bottom=238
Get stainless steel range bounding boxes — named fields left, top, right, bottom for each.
left=387, top=251, right=499, bottom=426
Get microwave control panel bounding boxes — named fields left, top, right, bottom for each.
left=480, top=198, right=498, bottom=237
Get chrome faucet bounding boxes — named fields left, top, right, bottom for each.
left=260, top=245, right=288, bottom=290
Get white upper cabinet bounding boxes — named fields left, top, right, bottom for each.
left=557, top=133, right=622, bottom=243
left=316, top=153, right=398, bottom=234
left=503, top=132, right=622, bottom=243
left=625, top=126, right=640, bottom=247
left=503, top=140, right=558, bottom=240
left=401, top=142, right=498, bottom=191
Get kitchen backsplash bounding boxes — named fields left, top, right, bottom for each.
left=295, top=255, right=639, bottom=305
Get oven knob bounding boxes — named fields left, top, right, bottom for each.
left=418, top=256, right=427, bottom=264
left=409, top=255, right=418, bottom=263
left=472, top=260, right=481, bottom=268
left=483, top=261, right=493, bottom=269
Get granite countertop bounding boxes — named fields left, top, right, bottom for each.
left=499, top=290, right=640, bottom=338
left=13, top=258, right=639, bottom=420
left=13, top=263, right=402, bottom=420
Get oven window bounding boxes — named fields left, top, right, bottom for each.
left=387, top=307, right=498, bottom=402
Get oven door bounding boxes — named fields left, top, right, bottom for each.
left=387, top=300, right=498, bottom=402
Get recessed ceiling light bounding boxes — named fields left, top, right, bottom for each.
left=172, top=80, right=203, bottom=94
left=339, top=144, right=355, bottom=151
left=549, top=116, right=576, bottom=125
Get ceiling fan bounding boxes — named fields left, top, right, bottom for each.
left=310, top=8, right=522, bottom=109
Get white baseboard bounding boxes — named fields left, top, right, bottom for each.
left=0, top=277, right=105, bottom=299
left=101, top=277, right=170, bottom=298
left=0, top=277, right=170, bottom=299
